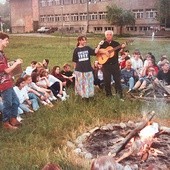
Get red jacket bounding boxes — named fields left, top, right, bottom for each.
left=0, top=51, right=13, bottom=92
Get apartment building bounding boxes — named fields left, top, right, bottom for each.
left=10, top=0, right=160, bottom=34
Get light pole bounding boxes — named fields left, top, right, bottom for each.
left=86, top=0, right=89, bottom=33
left=61, top=6, right=64, bottom=30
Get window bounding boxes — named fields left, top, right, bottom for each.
left=63, top=0, right=71, bottom=4
left=89, top=12, right=97, bottom=20
left=54, top=0, right=61, bottom=5
left=47, top=0, right=53, bottom=6
left=55, top=15, right=61, bottom=22
left=139, top=26, right=150, bottom=31
left=80, top=0, right=86, bottom=3
left=71, top=13, right=79, bottom=21
left=94, top=27, right=103, bottom=31
left=40, top=0, right=47, bottom=7
left=40, top=15, right=46, bottom=22
left=104, top=27, right=114, bottom=31
left=63, top=14, right=70, bottom=22
left=146, top=9, right=157, bottom=19
left=133, top=9, right=144, bottom=19
left=99, top=12, right=107, bottom=20
left=79, top=27, right=84, bottom=31
left=79, top=13, right=87, bottom=21
left=47, top=15, right=54, bottom=22
left=72, top=0, right=77, bottom=4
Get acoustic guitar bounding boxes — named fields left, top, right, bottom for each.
left=96, top=40, right=133, bottom=65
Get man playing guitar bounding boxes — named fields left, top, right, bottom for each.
left=97, top=30, right=126, bottom=98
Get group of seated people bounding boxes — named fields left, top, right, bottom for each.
left=93, top=49, right=170, bottom=97
left=0, top=51, right=170, bottom=122
left=0, top=59, right=75, bottom=122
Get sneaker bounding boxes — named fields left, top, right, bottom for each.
left=120, top=98, right=124, bottom=102
left=65, top=94, right=69, bottom=98
left=17, top=116, right=23, bottom=122
left=126, top=89, right=132, bottom=93
left=41, top=101, right=48, bottom=105
left=49, top=97, right=53, bottom=101
left=52, top=96, right=57, bottom=100
left=63, top=91, right=69, bottom=98
left=61, top=96, right=66, bottom=101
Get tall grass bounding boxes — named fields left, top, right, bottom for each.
left=0, top=35, right=170, bottom=170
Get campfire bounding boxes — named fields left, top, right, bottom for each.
left=69, top=111, right=170, bottom=169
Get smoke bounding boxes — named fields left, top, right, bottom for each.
left=140, top=99, right=170, bottom=119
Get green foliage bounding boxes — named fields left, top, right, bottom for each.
left=106, top=5, right=135, bottom=35
left=0, top=1, right=10, bottom=30
left=156, top=0, right=170, bottom=21
left=0, top=35, right=170, bottom=169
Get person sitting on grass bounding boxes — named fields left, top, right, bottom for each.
left=154, top=61, right=170, bottom=95
left=23, top=60, right=37, bottom=76
left=119, top=51, right=129, bottom=70
left=31, top=72, right=57, bottom=102
left=156, top=61, right=170, bottom=86
left=24, top=74, right=54, bottom=107
left=60, top=63, right=75, bottom=87
left=14, top=77, right=40, bottom=114
left=157, top=55, right=169, bottom=70
left=42, top=59, right=50, bottom=72
left=130, top=50, right=143, bottom=77
left=37, top=69, right=69, bottom=101
left=131, top=66, right=157, bottom=93
left=121, top=60, right=138, bottom=93
left=32, top=62, right=44, bottom=74
left=51, top=66, right=67, bottom=88
left=141, top=58, right=159, bottom=77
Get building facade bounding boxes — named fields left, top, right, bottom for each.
left=10, top=0, right=160, bottom=34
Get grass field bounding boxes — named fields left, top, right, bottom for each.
left=0, top=34, right=170, bottom=170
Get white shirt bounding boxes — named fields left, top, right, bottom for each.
left=13, top=86, right=29, bottom=104
left=131, top=58, right=143, bottom=77
left=25, top=66, right=35, bottom=76
left=48, top=74, right=61, bottom=86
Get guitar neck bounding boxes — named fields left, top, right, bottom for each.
left=109, top=45, right=122, bottom=53
left=113, top=45, right=122, bottom=51
left=110, top=40, right=132, bottom=52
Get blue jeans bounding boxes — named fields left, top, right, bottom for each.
left=122, top=77, right=135, bottom=90
left=28, top=93, right=39, bottom=111
left=1, top=88, right=19, bottom=122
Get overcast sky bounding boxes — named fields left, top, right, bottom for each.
left=0, top=0, right=6, bottom=4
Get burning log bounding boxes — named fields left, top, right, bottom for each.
left=110, top=111, right=155, bottom=156
left=159, top=126, right=170, bottom=134
left=115, top=121, right=159, bottom=163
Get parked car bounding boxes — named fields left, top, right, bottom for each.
left=37, top=27, right=58, bottom=33
left=37, top=27, right=50, bottom=33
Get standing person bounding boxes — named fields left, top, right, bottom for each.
left=152, top=31, right=155, bottom=41
left=72, top=35, right=101, bottom=99
left=98, top=30, right=125, bottom=98
left=0, top=32, right=23, bottom=130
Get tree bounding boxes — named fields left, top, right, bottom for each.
left=106, top=5, right=135, bottom=35
left=0, top=1, right=10, bottom=31
left=155, top=0, right=170, bottom=28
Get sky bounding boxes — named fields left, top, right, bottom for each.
left=0, top=0, right=6, bottom=4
